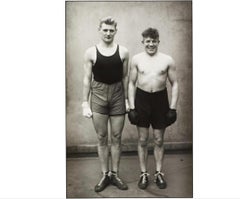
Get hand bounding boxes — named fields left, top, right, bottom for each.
left=166, top=109, right=177, bottom=126
left=82, top=101, right=93, bottom=118
left=125, top=99, right=130, bottom=112
left=128, top=109, right=139, bottom=125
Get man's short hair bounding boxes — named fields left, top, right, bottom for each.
left=99, top=16, right=117, bottom=29
left=142, top=28, right=159, bottom=40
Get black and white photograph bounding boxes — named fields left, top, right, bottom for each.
left=66, top=1, right=192, bottom=197
left=2, top=0, right=240, bottom=198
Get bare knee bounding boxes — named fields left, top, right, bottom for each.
left=98, top=133, right=108, bottom=146
left=111, top=131, right=121, bottom=146
left=154, top=138, right=164, bottom=147
left=139, top=138, right=148, bottom=147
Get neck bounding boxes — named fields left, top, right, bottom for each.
left=145, top=51, right=158, bottom=57
left=99, top=41, right=115, bottom=48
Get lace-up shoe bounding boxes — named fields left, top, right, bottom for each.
left=154, top=171, right=167, bottom=189
left=110, top=171, right=128, bottom=190
left=94, top=172, right=110, bottom=192
left=138, top=172, right=149, bottom=189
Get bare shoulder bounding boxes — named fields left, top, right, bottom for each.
left=119, top=45, right=129, bottom=58
left=132, top=52, right=145, bottom=62
left=84, top=46, right=96, bottom=60
left=159, top=52, right=175, bottom=65
left=119, top=45, right=128, bottom=53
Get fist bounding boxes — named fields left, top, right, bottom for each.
left=128, top=109, right=139, bottom=125
left=82, top=101, right=93, bottom=118
left=166, top=109, right=177, bottom=126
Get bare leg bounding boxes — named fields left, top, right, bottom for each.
left=137, top=127, right=149, bottom=172
left=109, top=115, right=125, bottom=172
left=153, top=128, right=165, bottom=172
left=92, top=112, right=109, bottom=173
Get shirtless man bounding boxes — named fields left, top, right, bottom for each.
left=128, top=28, right=178, bottom=189
left=82, top=16, right=129, bottom=192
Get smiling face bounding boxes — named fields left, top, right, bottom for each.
left=99, top=23, right=117, bottom=44
left=142, top=37, right=160, bottom=56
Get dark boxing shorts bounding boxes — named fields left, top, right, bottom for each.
left=90, top=80, right=125, bottom=116
left=135, top=87, right=169, bottom=129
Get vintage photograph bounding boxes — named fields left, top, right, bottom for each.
left=66, top=1, right=192, bottom=197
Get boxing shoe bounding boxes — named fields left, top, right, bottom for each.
left=110, top=171, right=128, bottom=190
left=94, top=172, right=110, bottom=192
left=128, top=109, right=139, bottom=125
left=154, top=171, right=167, bottom=189
left=138, top=172, right=150, bottom=189
left=166, top=109, right=177, bottom=126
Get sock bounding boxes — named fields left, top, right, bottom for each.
left=103, top=171, right=109, bottom=175
left=111, top=171, right=117, bottom=175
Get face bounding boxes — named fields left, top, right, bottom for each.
left=99, top=23, right=117, bottom=44
left=142, top=37, right=160, bottom=56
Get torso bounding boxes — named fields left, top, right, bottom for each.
left=135, top=52, right=172, bottom=92
left=90, top=43, right=125, bottom=84
left=88, top=43, right=125, bottom=65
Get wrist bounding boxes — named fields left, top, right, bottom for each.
left=169, top=108, right=176, bottom=113
left=82, top=101, right=89, bottom=108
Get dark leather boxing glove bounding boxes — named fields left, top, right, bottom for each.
left=128, top=109, right=139, bottom=125
left=166, top=109, right=177, bottom=126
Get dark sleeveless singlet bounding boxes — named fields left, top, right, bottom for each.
left=92, top=45, right=123, bottom=84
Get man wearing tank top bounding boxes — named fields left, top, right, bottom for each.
left=82, top=16, right=129, bottom=192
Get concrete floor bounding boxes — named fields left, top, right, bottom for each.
left=66, top=152, right=192, bottom=198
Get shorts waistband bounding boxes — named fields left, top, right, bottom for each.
left=136, top=87, right=167, bottom=95
left=92, top=80, right=122, bottom=86
left=93, top=79, right=122, bottom=86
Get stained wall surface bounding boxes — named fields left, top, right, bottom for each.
left=66, top=1, right=192, bottom=152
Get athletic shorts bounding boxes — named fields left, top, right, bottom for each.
left=90, top=80, right=126, bottom=116
left=135, top=87, right=170, bottom=129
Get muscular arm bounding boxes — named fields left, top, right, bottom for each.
left=167, top=58, right=179, bottom=109
left=121, top=48, right=129, bottom=100
left=82, top=49, right=93, bottom=102
left=128, top=56, right=138, bottom=109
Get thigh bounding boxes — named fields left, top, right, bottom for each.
left=92, top=112, right=109, bottom=136
left=109, top=82, right=125, bottom=116
left=151, top=90, right=169, bottom=129
left=135, top=89, right=151, bottom=128
left=109, top=115, right=125, bottom=137
left=91, top=81, right=109, bottom=114
left=137, top=127, right=150, bottom=140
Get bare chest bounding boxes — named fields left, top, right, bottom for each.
left=137, top=59, right=169, bottom=76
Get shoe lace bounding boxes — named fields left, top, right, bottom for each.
left=111, top=172, right=124, bottom=185
left=154, top=171, right=164, bottom=182
left=139, top=172, right=150, bottom=183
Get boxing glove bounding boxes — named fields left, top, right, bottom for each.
left=128, top=109, right=139, bottom=125
left=166, top=109, right=177, bottom=126
left=82, top=101, right=93, bottom=118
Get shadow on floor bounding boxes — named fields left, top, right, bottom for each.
left=66, top=151, right=193, bottom=198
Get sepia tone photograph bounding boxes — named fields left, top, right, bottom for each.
left=66, top=1, right=192, bottom=197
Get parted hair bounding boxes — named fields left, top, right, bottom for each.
left=99, top=16, right=117, bottom=29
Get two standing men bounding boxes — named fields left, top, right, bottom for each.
left=82, top=17, right=178, bottom=192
